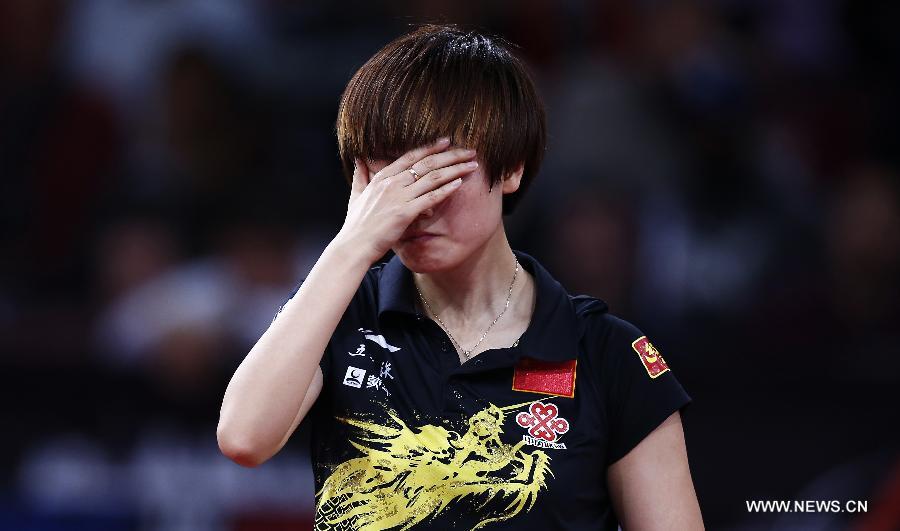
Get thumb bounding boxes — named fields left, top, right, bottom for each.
left=351, top=158, right=370, bottom=196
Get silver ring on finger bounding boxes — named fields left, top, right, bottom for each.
left=408, top=168, right=421, bottom=181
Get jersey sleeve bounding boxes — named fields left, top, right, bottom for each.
left=598, top=315, right=692, bottom=465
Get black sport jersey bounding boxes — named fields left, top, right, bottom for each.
left=279, top=250, right=691, bottom=530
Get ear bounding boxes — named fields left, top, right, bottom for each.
left=501, top=162, right=525, bottom=194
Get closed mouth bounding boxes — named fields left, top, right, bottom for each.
left=401, top=232, right=438, bottom=242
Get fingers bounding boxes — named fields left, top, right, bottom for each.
left=373, top=137, right=451, bottom=181
left=406, top=176, right=464, bottom=213
left=406, top=158, right=479, bottom=198
left=407, top=147, right=477, bottom=184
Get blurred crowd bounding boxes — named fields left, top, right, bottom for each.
left=2, top=0, right=898, bottom=530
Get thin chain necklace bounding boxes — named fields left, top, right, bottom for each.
left=415, top=257, right=520, bottom=360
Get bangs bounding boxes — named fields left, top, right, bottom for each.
left=336, top=25, right=545, bottom=213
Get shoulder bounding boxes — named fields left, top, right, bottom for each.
left=570, top=294, right=647, bottom=353
left=568, top=294, right=677, bottom=381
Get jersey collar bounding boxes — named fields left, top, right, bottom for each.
left=377, top=250, right=580, bottom=362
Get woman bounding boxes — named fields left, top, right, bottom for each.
left=218, top=24, right=704, bottom=530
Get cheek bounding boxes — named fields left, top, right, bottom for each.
left=438, top=177, right=502, bottom=233
left=457, top=170, right=499, bottom=206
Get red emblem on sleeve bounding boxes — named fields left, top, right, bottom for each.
left=632, top=336, right=669, bottom=378
left=512, top=357, right=577, bottom=398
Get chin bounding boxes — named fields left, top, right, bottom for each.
left=394, top=240, right=463, bottom=273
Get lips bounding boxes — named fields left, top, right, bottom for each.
left=401, top=231, right=438, bottom=242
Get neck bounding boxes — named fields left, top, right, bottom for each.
left=413, top=228, right=519, bottom=324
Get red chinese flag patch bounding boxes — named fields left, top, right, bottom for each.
left=512, top=357, right=577, bottom=398
left=631, top=336, right=670, bottom=378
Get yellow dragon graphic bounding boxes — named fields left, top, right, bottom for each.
left=314, top=400, right=554, bottom=530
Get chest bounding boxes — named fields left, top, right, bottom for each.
left=323, top=321, right=609, bottom=481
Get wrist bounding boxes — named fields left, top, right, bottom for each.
left=330, top=230, right=382, bottom=269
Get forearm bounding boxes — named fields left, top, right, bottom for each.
left=217, top=232, right=371, bottom=465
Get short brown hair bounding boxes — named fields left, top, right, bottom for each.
left=336, top=24, right=546, bottom=214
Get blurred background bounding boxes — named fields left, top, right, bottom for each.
left=2, top=0, right=898, bottom=530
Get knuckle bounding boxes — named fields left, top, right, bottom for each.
left=429, top=168, right=443, bottom=181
